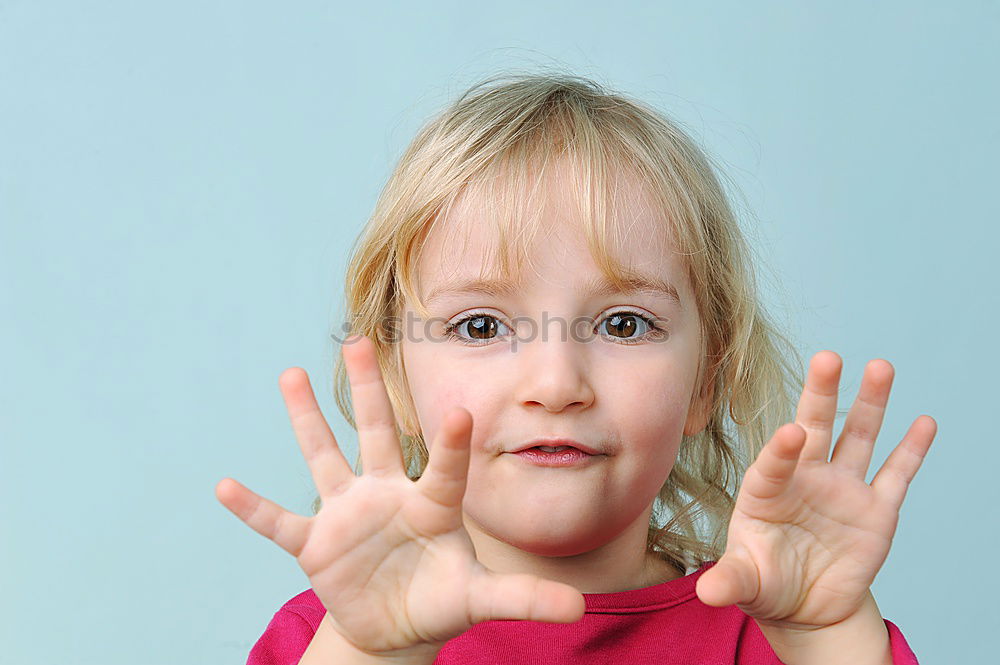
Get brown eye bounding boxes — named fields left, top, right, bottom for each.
left=598, top=310, right=666, bottom=345
left=444, top=312, right=510, bottom=345
left=467, top=315, right=499, bottom=340
left=604, top=313, right=639, bottom=339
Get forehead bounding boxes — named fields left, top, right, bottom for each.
left=415, top=162, right=681, bottom=288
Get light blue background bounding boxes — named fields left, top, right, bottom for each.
left=2, top=2, right=995, bottom=663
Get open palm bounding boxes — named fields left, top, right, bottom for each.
left=215, top=334, right=585, bottom=656
left=696, top=351, right=937, bottom=630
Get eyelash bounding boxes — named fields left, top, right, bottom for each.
left=442, top=309, right=668, bottom=347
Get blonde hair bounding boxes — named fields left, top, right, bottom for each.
left=314, top=70, right=805, bottom=573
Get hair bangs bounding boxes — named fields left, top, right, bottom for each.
left=400, top=102, right=680, bottom=320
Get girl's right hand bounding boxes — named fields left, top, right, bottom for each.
left=215, top=334, right=586, bottom=659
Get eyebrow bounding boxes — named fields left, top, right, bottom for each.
left=425, top=272, right=682, bottom=307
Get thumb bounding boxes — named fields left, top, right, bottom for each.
left=468, top=571, right=586, bottom=625
left=696, top=551, right=759, bottom=608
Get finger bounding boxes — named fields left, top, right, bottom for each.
left=695, top=550, right=759, bottom=608
left=279, top=367, right=355, bottom=497
left=794, top=351, right=843, bottom=462
left=468, top=570, right=586, bottom=624
left=343, top=335, right=406, bottom=477
left=418, top=407, right=473, bottom=509
left=215, top=477, right=311, bottom=557
left=829, top=359, right=894, bottom=480
left=741, top=423, right=807, bottom=501
left=870, top=415, right=938, bottom=510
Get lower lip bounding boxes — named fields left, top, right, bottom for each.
left=511, top=448, right=599, bottom=466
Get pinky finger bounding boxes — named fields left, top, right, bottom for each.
left=870, top=415, right=938, bottom=510
left=215, top=477, right=312, bottom=557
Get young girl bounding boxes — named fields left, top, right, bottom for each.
left=215, top=71, right=936, bottom=664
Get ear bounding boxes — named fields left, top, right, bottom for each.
left=683, top=369, right=716, bottom=437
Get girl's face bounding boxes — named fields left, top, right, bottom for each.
left=400, top=175, right=709, bottom=572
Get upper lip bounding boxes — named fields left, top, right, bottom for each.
left=509, top=438, right=602, bottom=455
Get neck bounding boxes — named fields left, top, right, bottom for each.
left=462, top=506, right=685, bottom=593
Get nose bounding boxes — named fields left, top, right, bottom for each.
left=512, top=330, right=595, bottom=413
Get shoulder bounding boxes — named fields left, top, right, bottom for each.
left=246, top=589, right=325, bottom=665
left=273, top=588, right=326, bottom=630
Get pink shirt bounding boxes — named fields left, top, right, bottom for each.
left=246, top=562, right=918, bottom=664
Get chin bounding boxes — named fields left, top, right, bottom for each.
left=498, top=522, right=622, bottom=558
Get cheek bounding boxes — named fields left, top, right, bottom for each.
left=610, top=376, right=691, bottom=492
left=616, top=364, right=696, bottom=441
left=408, top=373, right=482, bottom=451
left=404, top=342, right=490, bottom=451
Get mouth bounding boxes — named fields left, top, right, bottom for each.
left=508, top=438, right=603, bottom=456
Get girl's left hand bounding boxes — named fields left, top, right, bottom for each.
left=695, top=350, right=937, bottom=630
